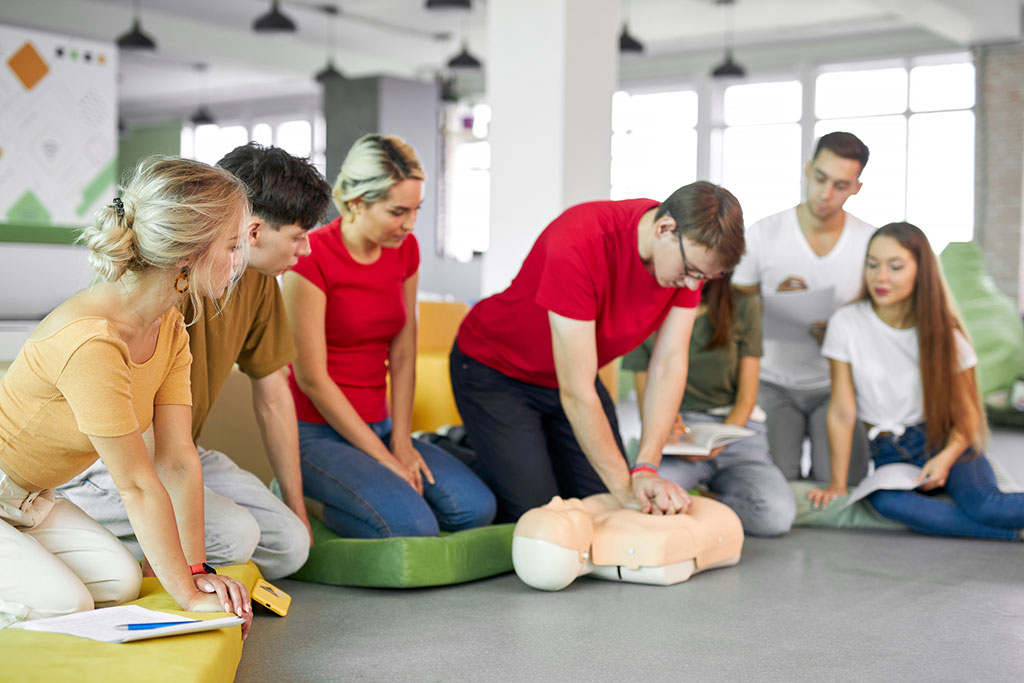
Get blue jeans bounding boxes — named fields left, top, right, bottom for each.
left=659, top=412, right=795, bottom=537
left=867, top=424, right=1024, bottom=541
left=298, top=418, right=496, bottom=539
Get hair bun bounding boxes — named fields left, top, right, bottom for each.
left=82, top=197, right=137, bottom=281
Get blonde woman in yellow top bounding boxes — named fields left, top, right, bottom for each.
left=0, top=157, right=252, bottom=636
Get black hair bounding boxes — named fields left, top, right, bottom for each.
left=217, top=142, right=332, bottom=231
left=812, top=131, right=870, bottom=172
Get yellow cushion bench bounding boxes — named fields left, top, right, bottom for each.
left=0, top=563, right=261, bottom=683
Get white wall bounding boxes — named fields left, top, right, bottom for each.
left=482, top=0, right=618, bottom=296
left=0, top=243, right=93, bottom=359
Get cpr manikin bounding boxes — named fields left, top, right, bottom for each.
left=512, top=494, right=743, bottom=591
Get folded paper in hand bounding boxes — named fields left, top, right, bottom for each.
left=761, top=286, right=835, bottom=344
left=662, top=423, right=755, bottom=457
left=11, top=604, right=243, bottom=643
left=841, top=463, right=926, bottom=509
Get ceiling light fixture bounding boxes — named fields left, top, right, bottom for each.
left=711, top=0, right=745, bottom=78
left=314, top=5, right=344, bottom=83
left=619, top=1, right=643, bottom=54
left=619, top=24, right=643, bottom=54
left=189, top=106, right=216, bottom=126
left=253, top=0, right=297, bottom=33
left=116, top=0, right=157, bottom=50
left=426, top=0, right=471, bottom=9
left=189, top=63, right=215, bottom=126
left=447, top=44, right=482, bottom=69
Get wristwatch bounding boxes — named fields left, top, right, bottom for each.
left=189, top=562, right=218, bottom=575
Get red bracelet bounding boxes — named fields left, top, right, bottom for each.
left=189, top=562, right=216, bottom=575
left=630, top=463, right=659, bottom=476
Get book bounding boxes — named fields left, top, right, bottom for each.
left=661, top=423, right=755, bottom=457
left=841, top=462, right=927, bottom=509
left=11, top=604, right=243, bottom=643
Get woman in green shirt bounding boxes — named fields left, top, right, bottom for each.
left=622, top=278, right=795, bottom=536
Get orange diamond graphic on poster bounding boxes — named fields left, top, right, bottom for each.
left=8, top=41, right=49, bottom=90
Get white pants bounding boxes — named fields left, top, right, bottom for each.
left=0, top=469, right=141, bottom=627
left=58, top=447, right=309, bottom=580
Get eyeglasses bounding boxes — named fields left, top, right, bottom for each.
left=677, top=230, right=729, bottom=282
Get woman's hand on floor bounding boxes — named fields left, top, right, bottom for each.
left=188, top=574, right=253, bottom=640
left=807, top=486, right=846, bottom=509
left=391, top=437, right=435, bottom=495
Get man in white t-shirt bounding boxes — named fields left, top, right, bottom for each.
left=732, top=132, right=873, bottom=484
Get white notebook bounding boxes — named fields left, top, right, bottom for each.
left=12, top=604, right=243, bottom=643
left=662, top=423, right=755, bottom=457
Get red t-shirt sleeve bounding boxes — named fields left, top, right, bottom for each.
left=402, top=234, right=420, bottom=279
left=535, top=242, right=599, bottom=321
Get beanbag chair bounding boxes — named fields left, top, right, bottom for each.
left=940, top=242, right=1024, bottom=398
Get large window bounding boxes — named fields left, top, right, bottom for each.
left=606, top=53, right=975, bottom=250
left=610, top=90, right=698, bottom=202
left=815, top=59, right=975, bottom=249
left=181, top=114, right=326, bottom=177
left=439, top=53, right=975, bottom=260
left=440, top=102, right=491, bottom=262
left=718, top=80, right=803, bottom=225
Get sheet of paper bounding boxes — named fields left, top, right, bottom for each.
left=842, top=463, right=925, bottom=509
left=761, top=287, right=835, bottom=344
left=13, top=604, right=242, bottom=643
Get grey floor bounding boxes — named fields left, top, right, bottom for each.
left=235, top=420, right=1024, bottom=683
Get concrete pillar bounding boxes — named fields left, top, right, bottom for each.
left=322, top=75, right=482, bottom=301
left=974, top=44, right=1024, bottom=309
left=482, top=0, right=619, bottom=296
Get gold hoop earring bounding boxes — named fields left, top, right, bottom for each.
left=174, top=267, right=190, bottom=294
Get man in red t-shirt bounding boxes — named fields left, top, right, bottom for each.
left=451, top=181, right=746, bottom=521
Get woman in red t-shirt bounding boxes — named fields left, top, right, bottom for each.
left=282, top=134, right=495, bottom=538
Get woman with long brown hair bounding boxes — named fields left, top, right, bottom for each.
left=622, top=276, right=795, bottom=536
left=809, top=222, right=1024, bottom=540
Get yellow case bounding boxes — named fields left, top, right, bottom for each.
left=251, top=578, right=291, bottom=617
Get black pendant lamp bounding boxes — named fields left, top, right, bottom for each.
left=447, top=44, right=482, bottom=69
left=619, top=24, right=644, bottom=54
left=116, top=1, right=157, bottom=50
left=253, top=1, right=297, bottom=33
left=315, top=61, right=344, bottom=83
left=711, top=50, right=745, bottom=78
left=315, top=6, right=344, bottom=83
left=189, top=107, right=216, bottom=126
left=711, top=0, right=745, bottom=78
left=190, top=63, right=215, bottom=127
left=426, top=0, right=471, bottom=9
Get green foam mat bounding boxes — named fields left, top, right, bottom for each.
left=290, top=517, right=515, bottom=588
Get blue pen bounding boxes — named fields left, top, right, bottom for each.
left=115, top=620, right=197, bottom=631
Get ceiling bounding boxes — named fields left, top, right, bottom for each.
left=1, top=0, right=1021, bottom=118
